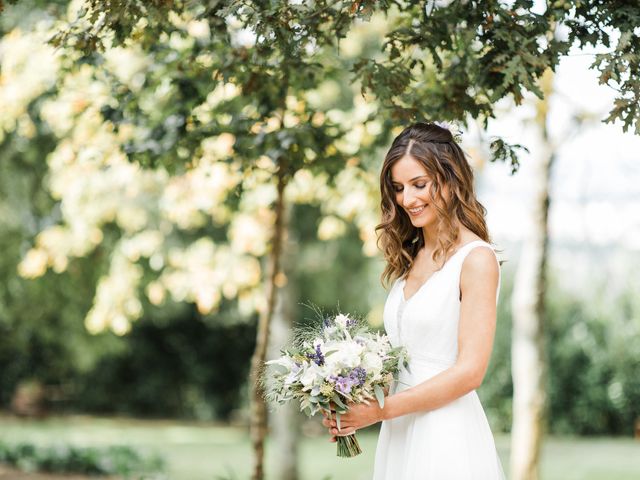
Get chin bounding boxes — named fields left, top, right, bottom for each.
left=408, top=213, right=436, bottom=228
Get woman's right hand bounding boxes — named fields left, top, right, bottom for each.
left=322, top=410, right=338, bottom=443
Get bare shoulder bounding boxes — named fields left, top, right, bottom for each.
left=460, top=246, right=499, bottom=285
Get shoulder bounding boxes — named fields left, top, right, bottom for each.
left=460, top=245, right=499, bottom=286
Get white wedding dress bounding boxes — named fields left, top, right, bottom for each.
left=373, top=240, right=505, bottom=480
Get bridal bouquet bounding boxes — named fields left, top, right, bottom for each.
left=264, top=312, right=408, bottom=457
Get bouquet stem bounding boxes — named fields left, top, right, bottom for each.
left=336, top=433, right=362, bottom=457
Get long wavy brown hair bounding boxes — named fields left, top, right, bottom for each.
left=376, top=122, right=491, bottom=288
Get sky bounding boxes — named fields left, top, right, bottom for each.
left=474, top=45, right=640, bottom=255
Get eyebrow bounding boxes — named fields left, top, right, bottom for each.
left=391, top=175, right=428, bottom=184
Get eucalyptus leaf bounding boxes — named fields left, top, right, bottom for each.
left=332, top=393, right=348, bottom=412
left=374, top=384, right=385, bottom=409
left=269, top=364, right=289, bottom=375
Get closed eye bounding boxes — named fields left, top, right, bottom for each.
left=393, top=183, right=427, bottom=192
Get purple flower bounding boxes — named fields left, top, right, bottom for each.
left=306, top=343, right=325, bottom=366
left=350, top=367, right=367, bottom=386
left=332, top=367, right=367, bottom=395
left=335, top=375, right=356, bottom=395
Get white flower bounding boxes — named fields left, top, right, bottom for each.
left=324, top=340, right=364, bottom=370
left=284, top=363, right=302, bottom=386
left=300, top=363, right=323, bottom=390
left=187, top=20, right=210, bottom=40
left=334, top=313, right=351, bottom=329
left=362, top=352, right=383, bottom=377
left=266, top=355, right=293, bottom=369
left=323, top=325, right=338, bottom=339
left=317, top=216, right=347, bottom=241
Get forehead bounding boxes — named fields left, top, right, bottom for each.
left=390, top=155, right=429, bottom=182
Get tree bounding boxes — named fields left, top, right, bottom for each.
left=510, top=69, right=554, bottom=480
left=4, top=1, right=640, bottom=479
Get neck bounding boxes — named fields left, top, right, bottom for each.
left=421, top=224, right=441, bottom=251
left=421, top=222, right=470, bottom=252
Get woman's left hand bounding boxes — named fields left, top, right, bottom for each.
left=322, top=401, right=384, bottom=437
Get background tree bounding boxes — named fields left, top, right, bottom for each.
left=510, top=69, right=554, bottom=480
left=3, top=1, right=640, bottom=479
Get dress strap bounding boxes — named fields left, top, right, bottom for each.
left=456, top=240, right=501, bottom=304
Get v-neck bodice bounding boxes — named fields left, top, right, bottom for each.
left=384, top=240, right=500, bottom=368
left=400, top=240, right=484, bottom=302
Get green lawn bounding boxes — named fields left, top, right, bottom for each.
left=0, top=415, right=638, bottom=479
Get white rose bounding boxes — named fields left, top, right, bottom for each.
left=362, top=352, right=383, bottom=376
left=324, top=340, right=364, bottom=370
left=300, top=363, right=323, bottom=390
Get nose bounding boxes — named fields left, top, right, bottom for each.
left=402, top=189, right=418, bottom=208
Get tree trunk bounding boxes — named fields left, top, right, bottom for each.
left=266, top=218, right=299, bottom=480
left=510, top=70, right=555, bottom=480
left=250, top=164, right=288, bottom=480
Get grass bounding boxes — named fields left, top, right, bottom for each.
left=0, top=414, right=638, bottom=479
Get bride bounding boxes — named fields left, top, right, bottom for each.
left=323, top=122, right=505, bottom=479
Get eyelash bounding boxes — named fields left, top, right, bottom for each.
left=393, top=183, right=426, bottom=193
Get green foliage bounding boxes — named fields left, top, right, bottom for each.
left=479, top=265, right=640, bottom=436
left=564, top=1, right=640, bottom=134
left=478, top=264, right=514, bottom=433
left=489, top=137, right=530, bottom=174
left=37, top=0, right=640, bottom=162
left=75, top=309, right=256, bottom=420
left=0, top=0, right=17, bottom=14
left=0, top=96, right=124, bottom=407
left=46, top=0, right=357, bottom=179
left=546, top=278, right=640, bottom=435
left=0, top=441, right=164, bottom=477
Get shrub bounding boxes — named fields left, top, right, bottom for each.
left=0, top=441, right=164, bottom=477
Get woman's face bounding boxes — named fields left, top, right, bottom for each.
left=390, top=155, right=439, bottom=228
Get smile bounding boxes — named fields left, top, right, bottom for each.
left=407, top=205, right=427, bottom=216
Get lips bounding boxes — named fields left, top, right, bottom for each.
left=407, top=205, right=427, bottom=216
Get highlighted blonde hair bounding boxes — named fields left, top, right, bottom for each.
left=376, top=122, right=491, bottom=288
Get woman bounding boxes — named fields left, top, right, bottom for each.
left=323, top=122, right=505, bottom=479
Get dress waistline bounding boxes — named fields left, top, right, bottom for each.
left=408, top=352, right=456, bottom=368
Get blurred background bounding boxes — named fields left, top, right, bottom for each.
left=1, top=1, right=639, bottom=479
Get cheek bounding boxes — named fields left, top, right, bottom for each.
left=429, top=184, right=443, bottom=204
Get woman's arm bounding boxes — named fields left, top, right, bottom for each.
left=324, top=247, right=499, bottom=436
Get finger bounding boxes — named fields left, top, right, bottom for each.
left=329, top=436, right=337, bottom=443
left=331, top=426, right=354, bottom=436
left=322, top=418, right=331, bottom=428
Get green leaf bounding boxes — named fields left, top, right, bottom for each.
left=269, top=364, right=288, bottom=375
left=332, top=393, right=348, bottom=411
left=374, top=384, right=385, bottom=409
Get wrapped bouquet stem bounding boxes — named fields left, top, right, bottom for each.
left=264, top=312, right=408, bottom=458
